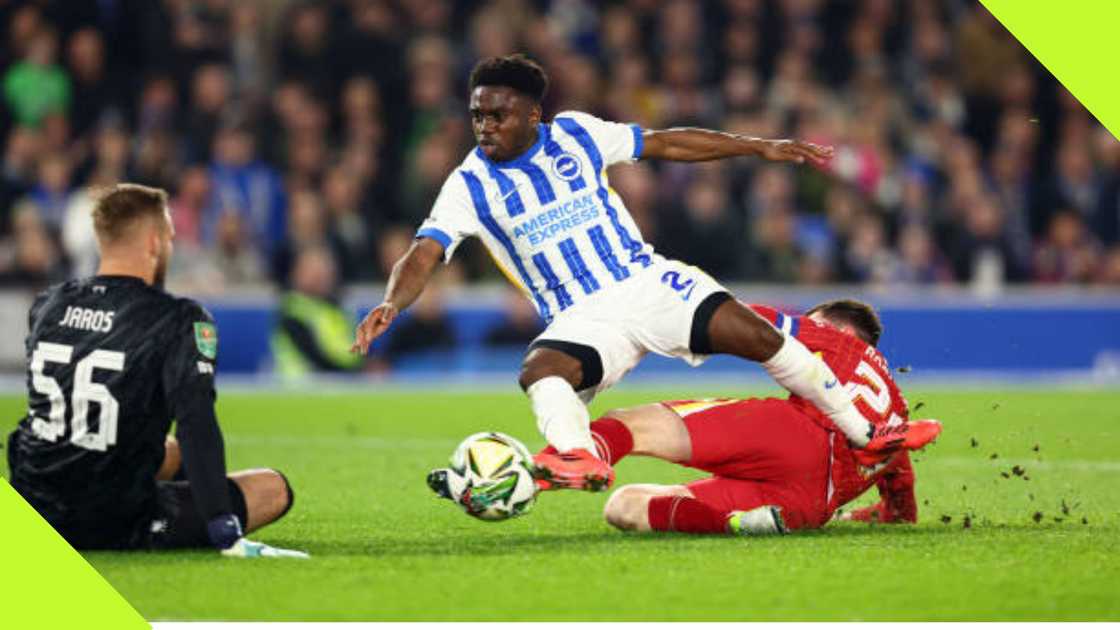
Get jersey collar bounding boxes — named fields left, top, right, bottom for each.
left=473, top=123, right=546, bottom=168
left=92, top=274, right=149, bottom=285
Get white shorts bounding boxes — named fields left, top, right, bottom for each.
left=529, top=257, right=730, bottom=401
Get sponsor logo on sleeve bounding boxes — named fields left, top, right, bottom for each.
left=193, top=322, right=218, bottom=359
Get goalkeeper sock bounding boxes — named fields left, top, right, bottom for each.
left=527, top=376, right=596, bottom=454
left=647, top=495, right=728, bottom=534
left=761, top=335, right=872, bottom=447
left=589, top=417, right=633, bottom=465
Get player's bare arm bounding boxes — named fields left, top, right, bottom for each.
left=351, top=237, right=444, bottom=354
left=640, top=128, right=833, bottom=165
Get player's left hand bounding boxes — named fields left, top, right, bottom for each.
left=758, top=139, right=833, bottom=165
left=221, top=537, right=310, bottom=559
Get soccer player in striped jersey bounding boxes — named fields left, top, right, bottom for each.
left=352, top=54, right=921, bottom=489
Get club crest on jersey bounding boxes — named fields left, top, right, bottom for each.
left=193, top=322, right=218, bottom=359
left=550, top=152, right=582, bottom=181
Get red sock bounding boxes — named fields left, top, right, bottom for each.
left=647, top=495, right=728, bottom=534
left=536, top=418, right=632, bottom=463
left=589, top=417, right=633, bottom=465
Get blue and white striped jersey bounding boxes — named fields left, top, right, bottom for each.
left=416, top=111, right=657, bottom=323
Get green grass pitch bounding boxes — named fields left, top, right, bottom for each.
left=2, top=387, right=1118, bottom=621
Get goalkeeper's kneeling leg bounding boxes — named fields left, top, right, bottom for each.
left=230, top=468, right=295, bottom=533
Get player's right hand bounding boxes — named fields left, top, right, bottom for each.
left=221, top=537, right=310, bottom=559
left=757, top=139, right=834, bottom=166
left=351, top=302, right=399, bottom=354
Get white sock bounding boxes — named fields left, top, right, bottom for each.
left=527, top=376, right=596, bottom=453
left=762, top=335, right=872, bottom=447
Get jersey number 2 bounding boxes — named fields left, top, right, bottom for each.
left=847, top=360, right=904, bottom=428
left=29, top=341, right=124, bottom=452
left=846, top=361, right=890, bottom=415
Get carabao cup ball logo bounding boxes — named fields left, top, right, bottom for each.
left=551, top=152, right=582, bottom=181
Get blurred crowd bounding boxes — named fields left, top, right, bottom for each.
left=1, top=0, right=1119, bottom=301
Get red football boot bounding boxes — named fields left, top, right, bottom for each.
left=532, top=448, right=615, bottom=492
left=900, top=419, right=942, bottom=450
left=853, top=419, right=942, bottom=467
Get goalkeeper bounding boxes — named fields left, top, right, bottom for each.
left=7, top=184, right=305, bottom=558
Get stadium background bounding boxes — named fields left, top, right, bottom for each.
left=0, top=0, right=1116, bottom=381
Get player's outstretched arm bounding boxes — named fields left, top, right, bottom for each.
left=351, top=237, right=444, bottom=354
left=640, top=127, right=833, bottom=165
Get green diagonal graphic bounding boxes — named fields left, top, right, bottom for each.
left=982, top=0, right=1120, bottom=139
left=0, top=478, right=149, bottom=629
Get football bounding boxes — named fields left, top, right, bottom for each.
left=441, top=431, right=539, bottom=521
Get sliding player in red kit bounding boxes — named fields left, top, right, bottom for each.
left=538, top=299, right=939, bottom=535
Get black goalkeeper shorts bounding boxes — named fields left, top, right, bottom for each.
left=145, top=478, right=249, bottom=549
left=34, top=478, right=248, bottom=550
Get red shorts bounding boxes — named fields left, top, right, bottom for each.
left=665, top=398, right=833, bottom=530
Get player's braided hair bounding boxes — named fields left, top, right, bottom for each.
left=469, top=54, right=549, bottom=102
left=92, top=183, right=169, bottom=244
left=805, top=299, right=883, bottom=347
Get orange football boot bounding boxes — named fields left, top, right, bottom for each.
left=532, top=448, right=615, bottom=492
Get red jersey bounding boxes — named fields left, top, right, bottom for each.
left=748, top=304, right=916, bottom=515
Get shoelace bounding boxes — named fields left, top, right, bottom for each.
left=874, top=424, right=907, bottom=438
